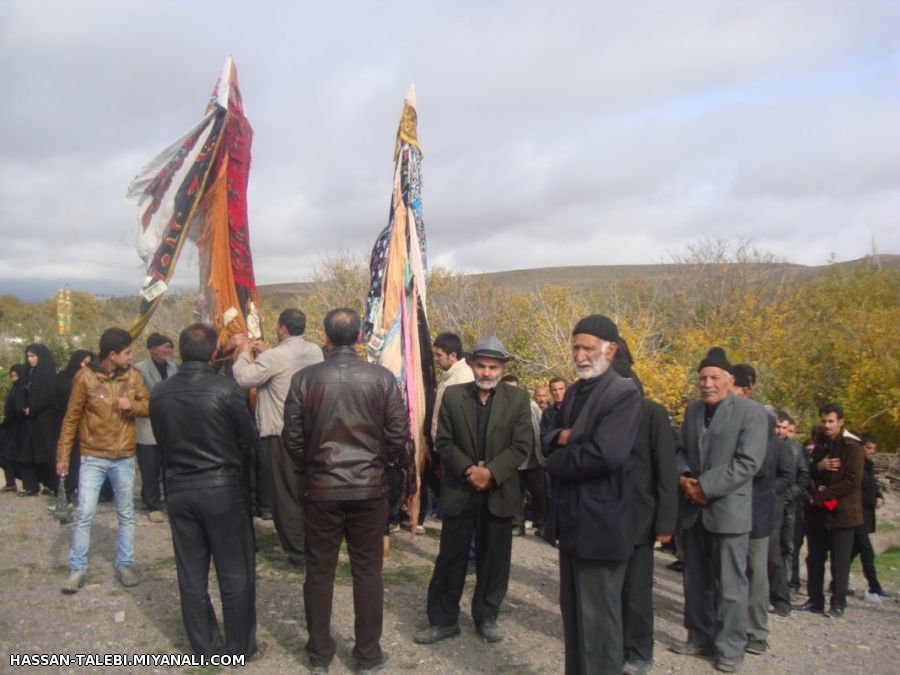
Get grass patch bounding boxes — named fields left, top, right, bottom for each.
left=873, top=546, right=900, bottom=586
left=496, top=665, right=544, bottom=674
left=0, top=567, right=19, bottom=577
left=383, top=565, right=433, bottom=586
left=255, top=529, right=355, bottom=582
left=147, top=555, right=177, bottom=571
left=254, top=529, right=285, bottom=567
left=876, top=520, right=899, bottom=533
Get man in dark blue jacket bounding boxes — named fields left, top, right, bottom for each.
left=150, top=323, right=261, bottom=662
left=543, top=315, right=642, bottom=675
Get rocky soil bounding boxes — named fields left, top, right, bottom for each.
left=1, top=488, right=898, bottom=674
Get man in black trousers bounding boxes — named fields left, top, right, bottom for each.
left=150, top=323, right=262, bottom=661
left=415, top=336, right=532, bottom=645
left=612, top=348, right=678, bottom=675
left=283, top=308, right=408, bottom=673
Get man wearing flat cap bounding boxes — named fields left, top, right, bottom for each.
left=671, top=348, right=768, bottom=673
left=134, top=332, right=178, bottom=522
left=542, top=314, right=642, bottom=674
left=416, top=336, right=532, bottom=645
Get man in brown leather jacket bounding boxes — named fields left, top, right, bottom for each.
left=56, top=327, right=150, bottom=593
left=795, top=402, right=864, bottom=618
left=283, top=308, right=407, bottom=674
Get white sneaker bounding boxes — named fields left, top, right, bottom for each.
left=865, top=591, right=885, bottom=604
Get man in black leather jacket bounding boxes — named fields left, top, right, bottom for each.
left=150, top=324, right=261, bottom=662
left=283, top=308, right=408, bottom=674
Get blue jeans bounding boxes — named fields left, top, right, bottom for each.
left=69, top=455, right=136, bottom=572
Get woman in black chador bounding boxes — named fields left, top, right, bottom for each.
left=54, top=350, right=94, bottom=502
left=0, top=364, right=27, bottom=492
left=17, top=343, right=58, bottom=496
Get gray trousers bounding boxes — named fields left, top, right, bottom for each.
left=559, top=551, right=627, bottom=675
left=746, top=536, right=770, bottom=641
left=259, top=435, right=305, bottom=562
left=683, top=522, right=749, bottom=659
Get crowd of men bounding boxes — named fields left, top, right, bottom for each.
left=2, top=305, right=886, bottom=674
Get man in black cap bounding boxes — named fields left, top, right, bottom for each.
left=134, top=332, right=178, bottom=522
left=542, top=315, right=642, bottom=674
left=671, top=348, right=767, bottom=673
left=415, top=336, right=532, bottom=645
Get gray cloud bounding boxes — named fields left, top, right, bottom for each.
left=1, top=0, right=898, bottom=299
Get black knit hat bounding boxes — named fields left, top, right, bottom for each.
left=733, top=363, right=756, bottom=388
left=572, top=314, right=619, bottom=342
left=146, top=332, right=173, bottom=349
left=697, top=347, right=733, bottom=374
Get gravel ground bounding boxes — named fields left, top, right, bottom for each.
left=1, top=489, right=898, bottom=674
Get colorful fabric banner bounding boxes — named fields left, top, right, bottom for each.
left=127, top=57, right=261, bottom=344
left=364, top=85, right=435, bottom=531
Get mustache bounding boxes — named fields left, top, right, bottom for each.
left=476, top=377, right=498, bottom=390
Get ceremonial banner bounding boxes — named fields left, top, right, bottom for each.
left=127, top=57, right=261, bottom=345
left=364, top=85, right=435, bottom=531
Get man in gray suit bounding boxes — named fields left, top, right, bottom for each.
left=134, top=332, right=178, bottom=522
left=672, top=348, right=767, bottom=673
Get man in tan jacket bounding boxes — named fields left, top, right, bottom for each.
left=57, top=328, right=149, bottom=593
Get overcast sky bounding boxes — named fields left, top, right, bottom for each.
left=1, top=0, right=898, bottom=300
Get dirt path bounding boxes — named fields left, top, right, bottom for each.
left=1, top=491, right=898, bottom=674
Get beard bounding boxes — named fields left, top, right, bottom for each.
left=574, top=351, right=610, bottom=380
left=475, top=374, right=501, bottom=390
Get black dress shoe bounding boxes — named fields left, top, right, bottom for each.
left=827, top=606, right=844, bottom=619
left=669, top=641, right=716, bottom=656
left=793, top=599, right=824, bottom=613
left=17, top=489, right=39, bottom=497
left=355, top=652, right=389, bottom=674
left=476, top=618, right=503, bottom=643
left=666, top=560, right=685, bottom=573
left=414, top=623, right=460, bottom=644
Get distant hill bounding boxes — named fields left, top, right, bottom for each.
left=258, top=254, right=899, bottom=299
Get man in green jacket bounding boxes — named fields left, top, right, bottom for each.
left=415, top=336, right=532, bottom=645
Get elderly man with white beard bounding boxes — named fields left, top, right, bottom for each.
left=542, top=315, right=642, bottom=674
